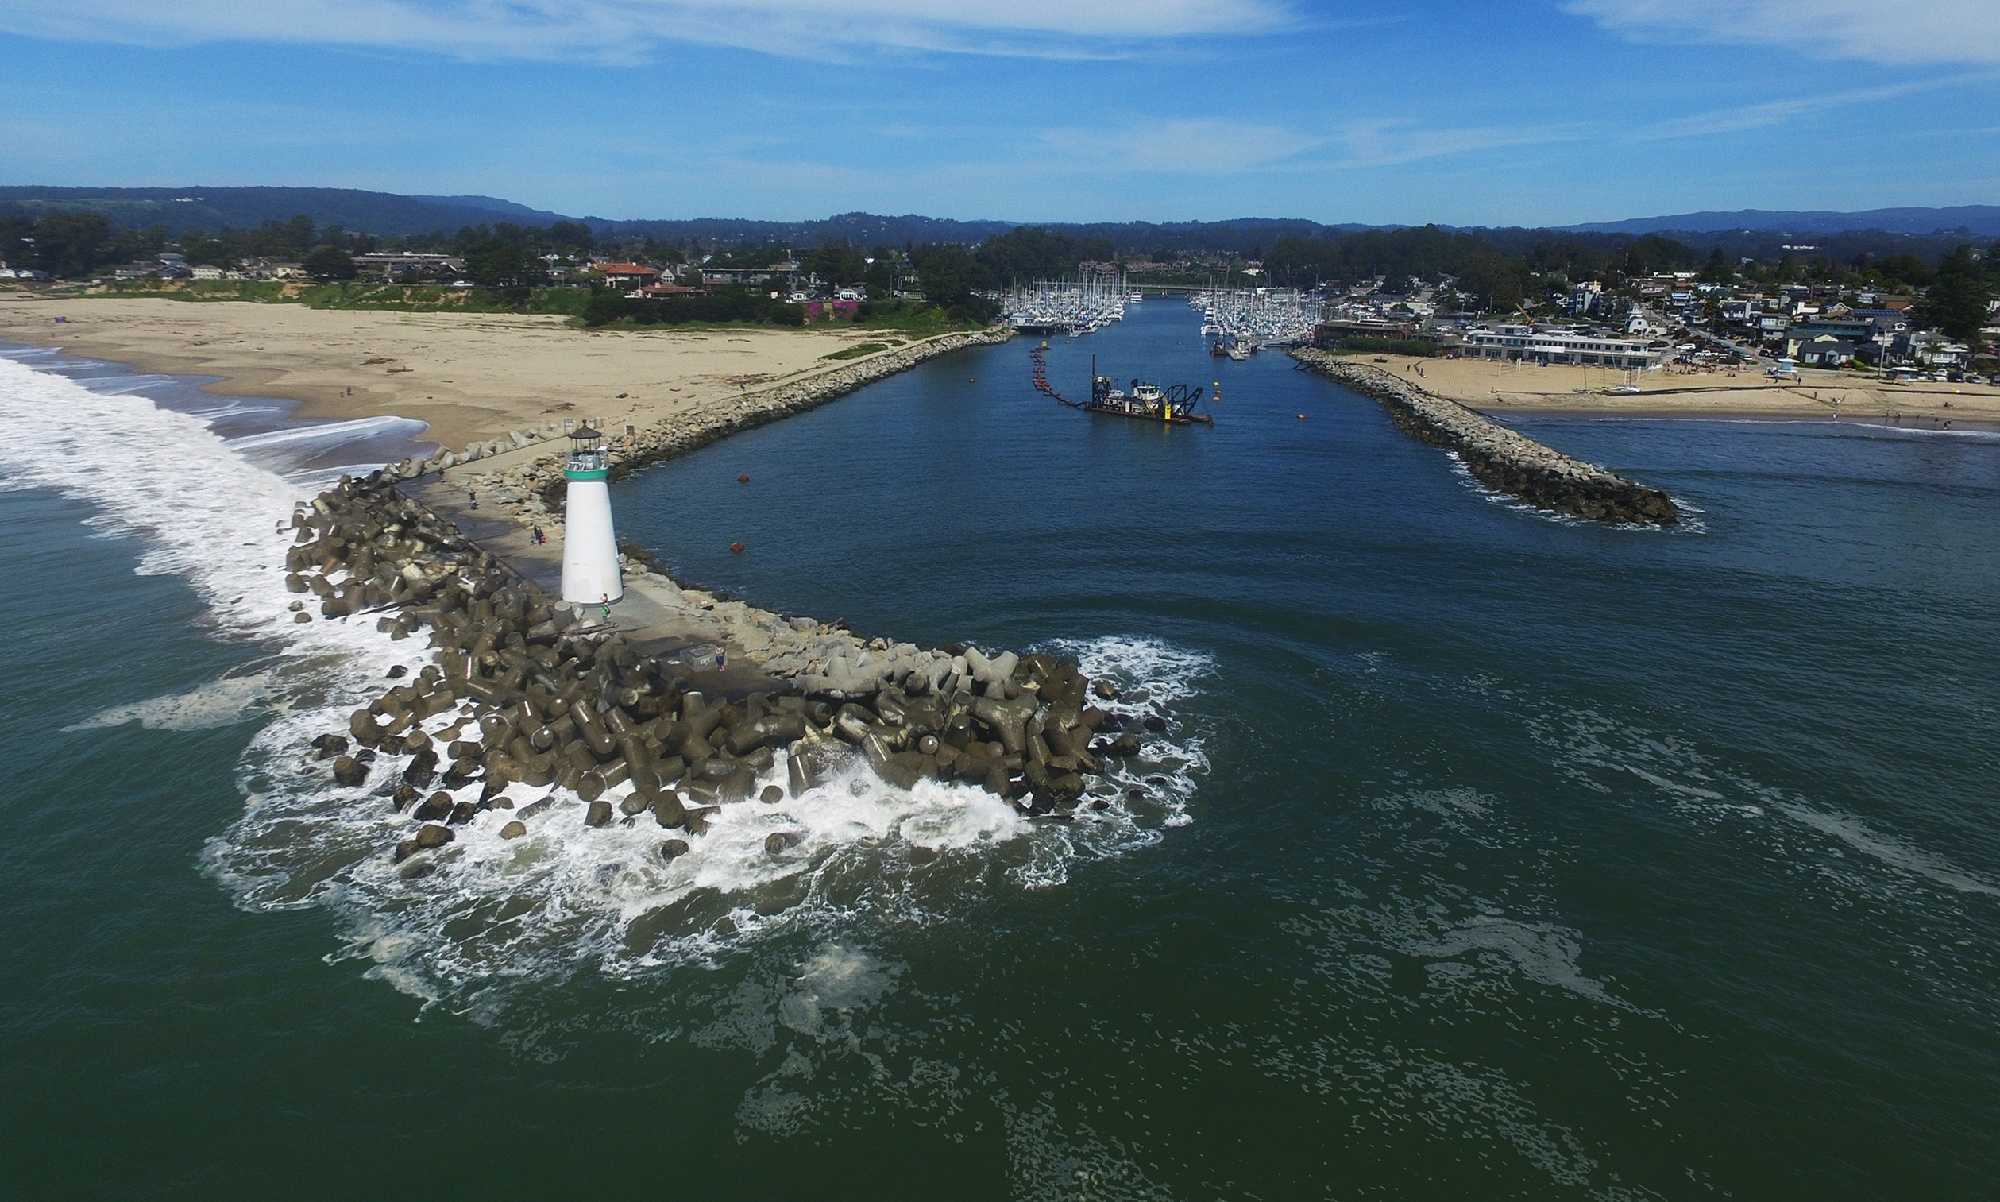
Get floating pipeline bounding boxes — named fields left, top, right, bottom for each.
left=1289, top=349, right=1680, bottom=526
left=290, top=469, right=1149, bottom=866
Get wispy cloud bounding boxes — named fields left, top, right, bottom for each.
left=1567, top=0, right=2000, bottom=66
left=1041, top=120, right=1326, bottom=174
left=1326, top=118, right=1589, bottom=168
left=0, top=0, right=1302, bottom=63
left=1633, top=75, right=1990, bottom=140
left=1032, top=116, right=1590, bottom=177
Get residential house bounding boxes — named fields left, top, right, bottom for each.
left=597, top=261, right=661, bottom=295
left=701, top=261, right=802, bottom=288
left=352, top=252, right=464, bottom=282
left=1900, top=331, right=1969, bottom=368
left=1794, top=335, right=1859, bottom=367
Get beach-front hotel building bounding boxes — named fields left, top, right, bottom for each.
left=1457, top=325, right=1662, bottom=369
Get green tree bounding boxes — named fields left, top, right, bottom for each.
left=910, top=243, right=998, bottom=321
left=864, top=255, right=897, bottom=296
left=547, top=220, right=595, bottom=254
left=29, top=211, right=113, bottom=277
left=302, top=244, right=358, bottom=282
left=808, top=242, right=867, bottom=286
left=1912, top=245, right=1992, bottom=344
left=464, top=223, right=539, bottom=297
left=182, top=236, right=231, bottom=267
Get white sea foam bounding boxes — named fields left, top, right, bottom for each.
left=1524, top=697, right=1999, bottom=901
left=229, top=415, right=425, bottom=453
left=0, top=350, right=1215, bottom=1012
left=1772, top=801, right=2000, bottom=897
left=64, top=670, right=285, bottom=732
left=1709, top=417, right=2000, bottom=441
left=80, top=372, right=177, bottom=396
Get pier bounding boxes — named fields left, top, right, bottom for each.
left=1291, top=349, right=1680, bottom=525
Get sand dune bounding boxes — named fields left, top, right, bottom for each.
left=0, top=294, right=883, bottom=450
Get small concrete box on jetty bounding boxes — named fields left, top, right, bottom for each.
left=560, top=425, right=623, bottom=605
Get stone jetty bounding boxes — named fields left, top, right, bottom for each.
left=293, top=472, right=1141, bottom=865
left=1291, top=349, right=1680, bottom=526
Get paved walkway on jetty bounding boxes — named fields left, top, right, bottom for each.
left=1291, top=349, right=1680, bottom=525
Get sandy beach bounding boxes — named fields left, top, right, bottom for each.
left=0, top=292, right=896, bottom=451
left=1358, top=352, right=2000, bottom=427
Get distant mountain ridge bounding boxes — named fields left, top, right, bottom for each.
left=0, top=186, right=579, bottom=236
left=2, top=185, right=1994, bottom=243
left=1564, top=206, right=2000, bottom=237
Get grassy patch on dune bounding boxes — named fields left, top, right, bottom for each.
left=821, top=342, right=889, bottom=361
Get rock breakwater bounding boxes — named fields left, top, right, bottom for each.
left=1291, top=349, right=1679, bottom=526
left=293, top=471, right=1156, bottom=869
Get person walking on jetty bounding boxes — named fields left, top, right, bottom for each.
left=531, top=525, right=545, bottom=545
left=599, top=593, right=612, bottom=624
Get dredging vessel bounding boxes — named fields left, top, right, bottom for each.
left=1029, top=341, right=1216, bottom=426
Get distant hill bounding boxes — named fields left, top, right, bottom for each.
left=406, top=193, right=574, bottom=224
left=1564, top=206, right=2000, bottom=237
left=0, top=187, right=1379, bottom=252
left=3, top=185, right=1993, bottom=247
left=0, top=186, right=571, bottom=236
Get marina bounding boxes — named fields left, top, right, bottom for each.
left=1001, top=271, right=1133, bottom=336
left=1194, top=286, right=1321, bottom=355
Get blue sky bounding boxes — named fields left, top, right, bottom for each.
left=2, top=1, right=1996, bottom=226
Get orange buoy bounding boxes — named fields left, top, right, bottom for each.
left=729, top=541, right=746, bottom=554
left=737, top=473, right=750, bottom=484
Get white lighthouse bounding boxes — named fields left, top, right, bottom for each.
left=559, top=425, right=623, bottom=606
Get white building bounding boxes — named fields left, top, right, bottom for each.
left=1458, top=325, right=1662, bottom=369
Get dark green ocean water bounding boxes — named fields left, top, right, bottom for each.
left=3, top=308, right=1997, bottom=1199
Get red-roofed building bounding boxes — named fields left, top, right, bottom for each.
left=597, top=261, right=661, bottom=294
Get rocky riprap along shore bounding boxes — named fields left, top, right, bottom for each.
left=377, top=327, right=1015, bottom=524
left=294, top=472, right=1150, bottom=867
left=1290, top=349, right=1680, bottom=526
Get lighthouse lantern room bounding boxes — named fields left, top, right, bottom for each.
left=559, top=424, right=623, bottom=606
